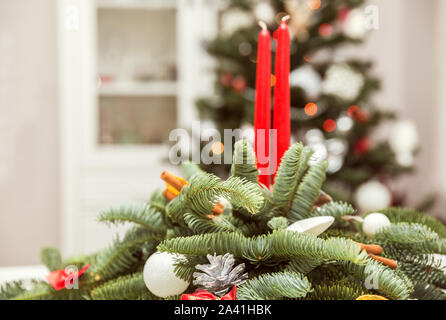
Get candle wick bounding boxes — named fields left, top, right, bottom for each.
left=282, top=15, right=291, bottom=22
left=258, top=21, right=267, bottom=30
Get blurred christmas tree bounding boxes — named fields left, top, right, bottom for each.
left=196, top=0, right=427, bottom=212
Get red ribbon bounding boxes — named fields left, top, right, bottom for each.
left=46, top=264, right=90, bottom=291
left=181, top=286, right=237, bottom=300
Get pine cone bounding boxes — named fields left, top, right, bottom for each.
left=193, top=253, right=248, bottom=296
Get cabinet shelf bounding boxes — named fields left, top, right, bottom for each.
left=96, top=0, right=177, bottom=10
left=98, top=81, right=178, bottom=96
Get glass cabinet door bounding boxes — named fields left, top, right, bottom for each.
left=96, top=4, right=177, bottom=145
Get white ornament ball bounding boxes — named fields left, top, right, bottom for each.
left=389, top=120, right=419, bottom=154
left=220, top=9, right=253, bottom=35
left=362, top=212, right=391, bottom=238
left=289, top=65, right=322, bottom=98
left=287, top=216, right=335, bottom=237
left=355, top=181, right=392, bottom=212
left=337, top=116, right=354, bottom=132
left=143, top=252, right=189, bottom=298
left=308, top=143, right=328, bottom=166
left=322, top=63, right=365, bottom=102
left=343, top=8, right=367, bottom=39
left=253, top=1, right=275, bottom=25
left=239, top=123, right=255, bottom=147
left=396, top=152, right=415, bottom=167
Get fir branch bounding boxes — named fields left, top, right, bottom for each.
left=307, top=262, right=349, bottom=284
left=40, top=247, right=62, bottom=271
left=173, top=255, right=209, bottom=282
left=341, top=260, right=414, bottom=300
left=184, top=212, right=239, bottom=234
left=148, top=189, right=168, bottom=215
left=271, top=143, right=313, bottom=213
left=380, top=207, right=446, bottom=238
left=10, top=282, right=55, bottom=300
left=306, top=281, right=367, bottom=300
left=0, top=280, right=28, bottom=300
left=396, top=254, right=446, bottom=289
left=11, top=281, right=85, bottom=300
left=230, top=139, right=258, bottom=184
left=98, top=203, right=167, bottom=235
left=313, top=202, right=356, bottom=220
left=285, top=257, right=324, bottom=275
left=375, top=223, right=439, bottom=243
left=267, top=217, right=289, bottom=230
left=288, top=161, right=328, bottom=222
left=90, top=273, right=153, bottom=300
left=271, top=231, right=369, bottom=265
left=374, top=223, right=446, bottom=255
left=92, top=227, right=158, bottom=281
left=158, top=230, right=369, bottom=266
left=237, top=271, right=312, bottom=300
left=62, top=253, right=97, bottom=270
left=220, top=176, right=264, bottom=214
left=410, top=281, right=446, bottom=300
left=167, top=173, right=263, bottom=224
left=181, top=160, right=205, bottom=180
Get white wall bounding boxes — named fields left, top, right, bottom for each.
left=0, top=0, right=60, bottom=265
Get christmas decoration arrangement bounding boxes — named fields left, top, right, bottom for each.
left=1, top=0, right=444, bottom=302
left=1, top=140, right=446, bottom=300
left=195, top=0, right=431, bottom=210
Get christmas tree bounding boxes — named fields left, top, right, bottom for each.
left=2, top=141, right=445, bottom=300
left=196, top=0, right=423, bottom=211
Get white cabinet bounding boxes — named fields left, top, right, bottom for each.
left=57, top=0, right=218, bottom=255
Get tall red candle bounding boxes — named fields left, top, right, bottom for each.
left=254, top=21, right=271, bottom=188
left=272, top=16, right=290, bottom=177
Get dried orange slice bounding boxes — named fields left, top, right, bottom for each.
left=356, top=294, right=389, bottom=300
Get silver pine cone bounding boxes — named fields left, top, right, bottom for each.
left=193, top=253, right=248, bottom=296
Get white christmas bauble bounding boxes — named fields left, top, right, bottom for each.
left=354, top=181, right=392, bottom=213
left=322, top=63, right=365, bottom=102
left=289, top=65, right=322, bottom=98
left=143, top=252, right=189, bottom=298
left=287, top=216, right=335, bottom=237
left=239, top=123, right=255, bottom=147
left=305, top=129, right=324, bottom=144
left=337, top=115, right=354, bottom=132
left=396, top=152, right=415, bottom=167
left=220, top=9, right=253, bottom=35
left=253, top=1, right=275, bottom=25
left=362, top=212, right=391, bottom=238
left=388, top=120, right=419, bottom=154
left=308, top=143, right=328, bottom=166
left=343, top=8, right=367, bottom=39
left=327, top=155, right=344, bottom=174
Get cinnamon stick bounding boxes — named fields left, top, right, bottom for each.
left=369, top=254, right=398, bottom=269
left=160, top=171, right=186, bottom=192
left=354, top=242, right=383, bottom=255
left=162, top=188, right=177, bottom=202
left=314, top=191, right=333, bottom=207
left=161, top=171, right=225, bottom=214
left=212, top=202, right=225, bottom=215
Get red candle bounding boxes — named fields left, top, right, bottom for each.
left=272, top=16, right=291, bottom=178
left=254, top=21, right=271, bottom=188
